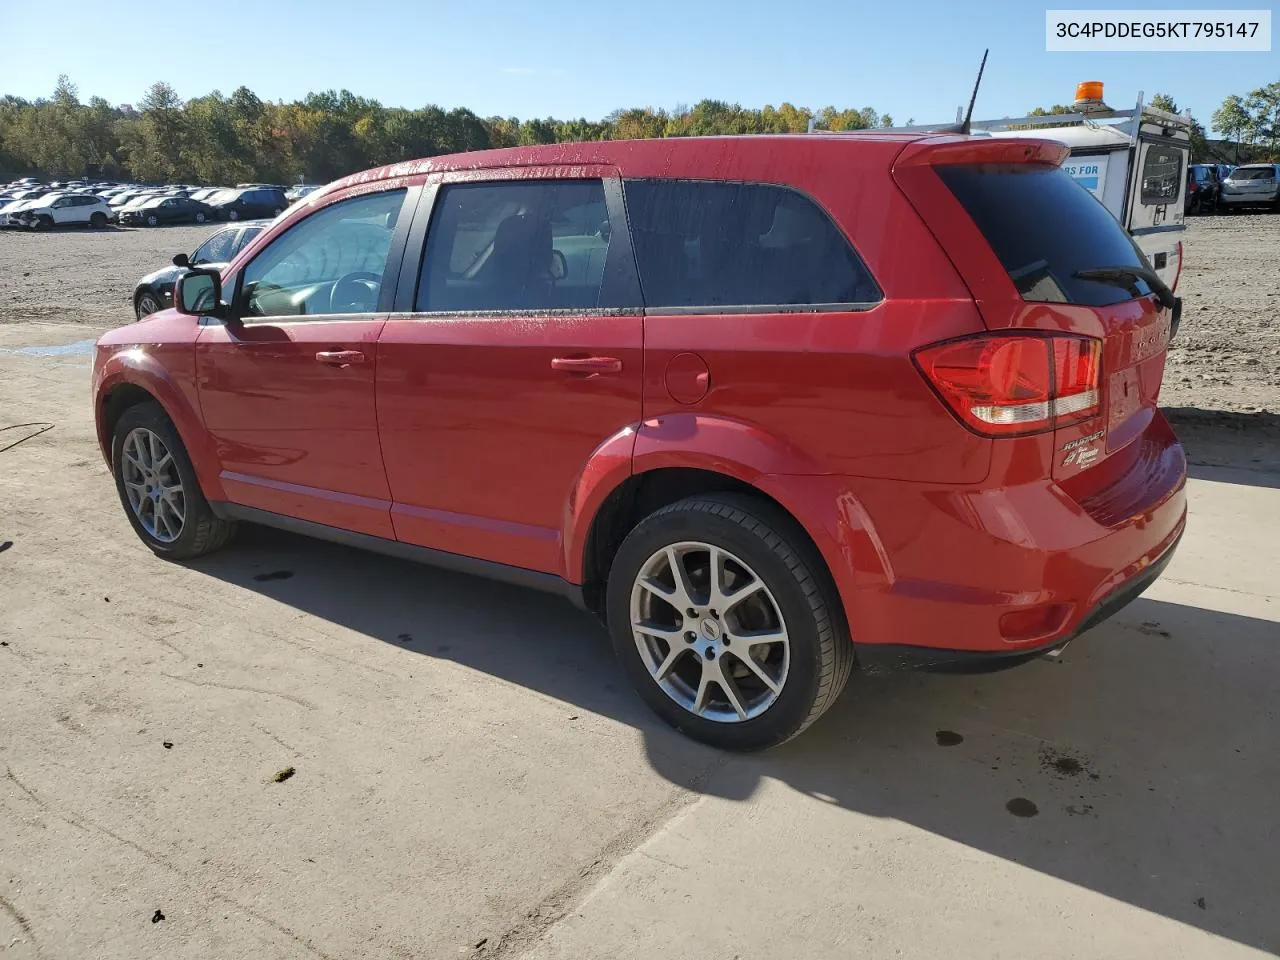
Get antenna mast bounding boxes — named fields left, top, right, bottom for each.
left=961, top=49, right=989, bottom=134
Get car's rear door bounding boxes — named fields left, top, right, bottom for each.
left=376, top=169, right=644, bottom=574
left=195, top=185, right=416, bottom=538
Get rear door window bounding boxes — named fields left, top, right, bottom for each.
left=1139, top=144, right=1183, bottom=204
left=937, top=164, right=1152, bottom=307
left=416, top=179, right=633, bottom=312
left=622, top=179, right=880, bottom=310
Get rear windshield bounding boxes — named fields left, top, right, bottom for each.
left=937, top=163, right=1152, bottom=307
left=1230, top=166, right=1276, bottom=181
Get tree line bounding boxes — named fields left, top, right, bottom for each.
left=2, top=76, right=1275, bottom=185
left=0, top=77, right=895, bottom=184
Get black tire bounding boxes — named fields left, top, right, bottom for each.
left=194, top=211, right=207, bottom=223
left=1188, top=196, right=1201, bottom=216
left=89, top=212, right=107, bottom=228
left=605, top=493, right=853, bottom=751
left=111, top=401, right=236, bottom=560
left=272, top=207, right=283, bottom=217
left=227, top=209, right=239, bottom=221
left=32, top=215, right=52, bottom=231
left=145, top=214, right=159, bottom=227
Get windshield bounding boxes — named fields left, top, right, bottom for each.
left=211, top=190, right=242, bottom=204
left=937, top=163, right=1152, bottom=307
left=1229, top=166, right=1276, bottom=181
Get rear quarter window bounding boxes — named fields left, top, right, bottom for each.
left=622, top=179, right=881, bottom=311
left=937, top=163, right=1152, bottom=308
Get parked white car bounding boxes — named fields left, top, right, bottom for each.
left=13, top=193, right=114, bottom=229
left=1218, top=164, right=1280, bottom=212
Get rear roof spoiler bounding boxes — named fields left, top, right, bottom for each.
left=893, top=137, right=1070, bottom=168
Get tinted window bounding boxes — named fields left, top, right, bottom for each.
left=622, top=179, right=880, bottom=310
left=192, top=229, right=237, bottom=264
left=1230, top=166, right=1277, bottom=181
left=938, top=163, right=1151, bottom=307
left=417, top=179, right=624, bottom=312
left=1139, top=145, right=1183, bottom=204
left=233, top=225, right=265, bottom=254
left=239, top=189, right=405, bottom=318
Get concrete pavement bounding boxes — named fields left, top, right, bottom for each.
left=1, top=339, right=1277, bottom=959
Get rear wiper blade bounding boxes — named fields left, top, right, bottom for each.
left=1074, top=265, right=1177, bottom=311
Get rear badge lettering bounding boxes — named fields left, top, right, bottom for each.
left=1063, top=446, right=1100, bottom=468
left=1061, top=430, right=1104, bottom=468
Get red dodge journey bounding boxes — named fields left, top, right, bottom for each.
left=92, top=134, right=1187, bottom=750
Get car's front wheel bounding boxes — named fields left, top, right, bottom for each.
left=605, top=494, right=853, bottom=751
left=227, top=210, right=239, bottom=221
left=134, top=290, right=161, bottom=320
left=89, top=212, right=107, bottom=228
left=111, top=401, right=236, bottom=560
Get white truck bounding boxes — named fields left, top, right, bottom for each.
left=876, top=82, right=1191, bottom=293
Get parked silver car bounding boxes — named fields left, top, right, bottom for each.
left=1218, top=164, right=1280, bottom=212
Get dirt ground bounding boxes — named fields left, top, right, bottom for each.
left=1, top=218, right=1279, bottom=959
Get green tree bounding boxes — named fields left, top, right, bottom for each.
left=1212, top=94, right=1254, bottom=162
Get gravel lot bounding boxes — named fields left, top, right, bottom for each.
left=1, top=214, right=1279, bottom=959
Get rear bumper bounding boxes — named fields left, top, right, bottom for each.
left=1219, top=190, right=1278, bottom=205
left=759, top=412, right=1187, bottom=665
left=855, top=529, right=1181, bottom=672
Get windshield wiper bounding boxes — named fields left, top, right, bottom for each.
left=1074, top=265, right=1177, bottom=311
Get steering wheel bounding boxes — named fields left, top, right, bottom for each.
left=331, top=271, right=382, bottom=313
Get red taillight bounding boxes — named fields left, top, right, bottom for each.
left=1171, top=240, right=1184, bottom=292
left=914, top=334, right=1101, bottom=437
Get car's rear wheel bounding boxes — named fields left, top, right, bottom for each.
left=605, top=494, right=853, bottom=751
left=194, top=211, right=207, bottom=223
left=89, top=212, right=107, bottom=228
left=111, top=402, right=236, bottom=560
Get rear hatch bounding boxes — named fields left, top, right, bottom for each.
left=892, top=137, right=1176, bottom=485
left=1224, top=165, right=1278, bottom=200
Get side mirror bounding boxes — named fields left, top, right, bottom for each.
left=549, top=249, right=567, bottom=282
left=172, top=252, right=190, bottom=268
left=174, top=269, right=223, bottom=317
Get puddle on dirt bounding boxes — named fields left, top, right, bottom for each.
left=0, top=339, right=97, bottom=358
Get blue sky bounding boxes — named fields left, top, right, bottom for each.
left=1, top=0, right=1275, bottom=133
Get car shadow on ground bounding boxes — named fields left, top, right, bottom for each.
left=187, top=522, right=1279, bottom=953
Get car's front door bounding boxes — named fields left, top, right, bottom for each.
left=50, top=196, right=74, bottom=224
left=195, top=186, right=416, bottom=538
left=376, top=171, right=644, bottom=574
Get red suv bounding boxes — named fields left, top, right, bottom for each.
left=92, top=135, right=1187, bottom=750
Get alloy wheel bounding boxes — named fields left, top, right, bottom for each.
left=630, top=541, right=790, bottom=723
left=120, top=427, right=185, bottom=543
left=136, top=293, right=160, bottom=318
